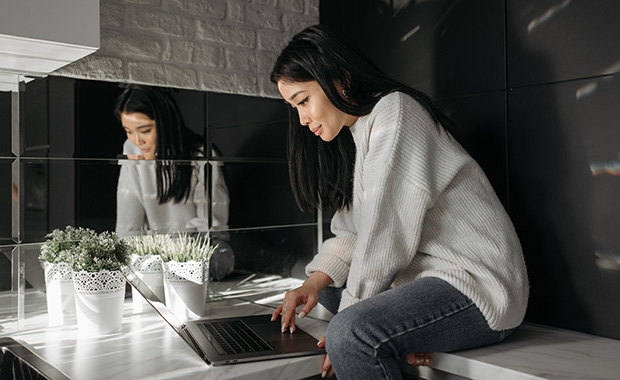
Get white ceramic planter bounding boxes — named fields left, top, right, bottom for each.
left=163, top=260, right=208, bottom=321
left=43, top=261, right=75, bottom=326
left=129, top=254, right=165, bottom=313
left=73, top=270, right=126, bottom=335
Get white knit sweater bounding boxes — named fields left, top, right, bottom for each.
left=115, top=140, right=229, bottom=234
left=305, top=92, right=529, bottom=331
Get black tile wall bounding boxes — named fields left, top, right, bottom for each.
left=0, top=246, right=12, bottom=292
left=223, top=162, right=312, bottom=229
left=208, top=92, right=289, bottom=160
left=507, top=74, right=620, bottom=336
left=226, top=226, right=317, bottom=278
left=19, top=159, right=120, bottom=243
left=321, top=0, right=505, bottom=99
left=0, top=91, right=12, bottom=156
left=322, top=0, right=620, bottom=339
left=507, top=0, right=620, bottom=87
left=0, top=159, right=12, bottom=245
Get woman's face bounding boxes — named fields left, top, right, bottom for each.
left=121, top=112, right=157, bottom=159
left=277, top=80, right=358, bottom=142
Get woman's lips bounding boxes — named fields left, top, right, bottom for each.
left=312, top=126, right=322, bottom=136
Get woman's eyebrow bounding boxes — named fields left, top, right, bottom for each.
left=288, top=90, right=305, bottom=102
left=122, top=124, right=154, bottom=130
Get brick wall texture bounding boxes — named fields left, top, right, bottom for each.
left=53, top=0, right=319, bottom=98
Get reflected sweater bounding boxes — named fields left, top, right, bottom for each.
left=115, top=140, right=229, bottom=234
left=305, top=92, right=529, bottom=331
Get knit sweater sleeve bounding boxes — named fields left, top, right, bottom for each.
left=305, top=207, right=356, bottom=288
left=338, top=92, right=463, bottom=311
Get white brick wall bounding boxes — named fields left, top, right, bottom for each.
left=53, top=0, right=319, bottom=98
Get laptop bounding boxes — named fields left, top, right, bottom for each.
left=122, top=265, right=325, bottom=366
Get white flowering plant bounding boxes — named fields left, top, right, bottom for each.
left=68, top=231, right=130, bottom=272
left=126, top=233, right=173, bottom=257
left=160, top=232, right=217, bottom=263
left=39, top=226, right=97, bottom=264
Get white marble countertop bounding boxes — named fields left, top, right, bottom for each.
left=405, top=322, right=620, bottom=380
left=5, top=273, right=330, bottom=380
left=4, top=273, right=620, bottom=380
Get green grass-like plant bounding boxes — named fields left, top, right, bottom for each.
left=39, top=226, right=98, bottom=264
left=160, top=233, right=217, bottom=263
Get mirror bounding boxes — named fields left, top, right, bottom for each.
left=0, top=77, right=320, bottom=329
left=19, top=77, right=315, bottom=236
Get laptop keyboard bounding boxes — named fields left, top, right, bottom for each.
left=201, top=320, right=273, bottom=355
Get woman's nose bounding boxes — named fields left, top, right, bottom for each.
left=297, top=109, right=310, bottom=126
left=128, top=134, right=140, bottom=147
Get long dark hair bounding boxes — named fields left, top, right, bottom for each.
left=114, top=85, right=202, bottom=204
left=271, top=24, right=454, bottom=212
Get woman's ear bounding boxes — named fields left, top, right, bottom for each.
left=341, top=70, right=352, bottom=93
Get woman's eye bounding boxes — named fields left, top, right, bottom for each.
left=297, top=97, right=308, bottom=106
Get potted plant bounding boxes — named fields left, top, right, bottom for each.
left=68, top=230, right=130, bottom=335
left=39, top=226, right=96, bottom=326
left=125, top=233, right=171, bottom=312
left=161, top=233, right=216, bottom=321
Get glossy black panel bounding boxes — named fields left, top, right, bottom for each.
left=436, top=92, right=507, bottom=204
left=75, top=80, right=207, bottom=159
left=222, top=162, right=313, bottom=229
left=507, top=0, right=620, bottom=87
left=0, top=245, right=12, bottom=291
left=208, top=92, right=288, bottom=159
left=321, top=0, right=505, bottom=98
left=22, top=78, right=207, bottom=159
left=21, top=159, right=120, bottom=243
left=0, top=159, right=12, bottom=245
left=227, top=225, right=317, bottom=279
left=22, top=78, right=50, bottom=157
left=11, top=76, right=319, bottom=312
left=508, top=73, right=620, bottom=339
left=0, top=91, right=11, bottom=157
left=20, top=244, right=46, bottom=292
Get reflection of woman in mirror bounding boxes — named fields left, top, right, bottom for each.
left=114, top=86, right=233, bottom=279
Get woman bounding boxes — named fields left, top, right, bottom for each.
left=270, top=25, right=529, bottom=379
left=114, top=86, right=233, bottom=279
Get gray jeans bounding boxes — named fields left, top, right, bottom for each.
left=320, top=277, right=515, bottom=380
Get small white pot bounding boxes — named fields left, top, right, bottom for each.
left=163, top=260, right=209, bottom=321
left=73, top=270, right=126, bottom=335
left=129, top=254, right=165, bottom=313
left=43, top=261, right=76, bottom=326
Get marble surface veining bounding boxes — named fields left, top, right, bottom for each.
left=4, top=273, right=620, bottom=380
left=422, top=323, right=620, bottom=380
left=6, top=274, right=329, bottom=380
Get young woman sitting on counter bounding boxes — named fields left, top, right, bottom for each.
left=270, top=25, right=529, bottom=380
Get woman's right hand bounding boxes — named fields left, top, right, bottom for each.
left=271, top=272, right=333, bottom=334
left=271, top=281, right=320, bottom=334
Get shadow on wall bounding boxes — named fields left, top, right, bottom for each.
left=321, top=0, right=509, bottom=201
left=506, top=0, right=620, bottom=339
left=321, top=0, right=620, bottom=339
